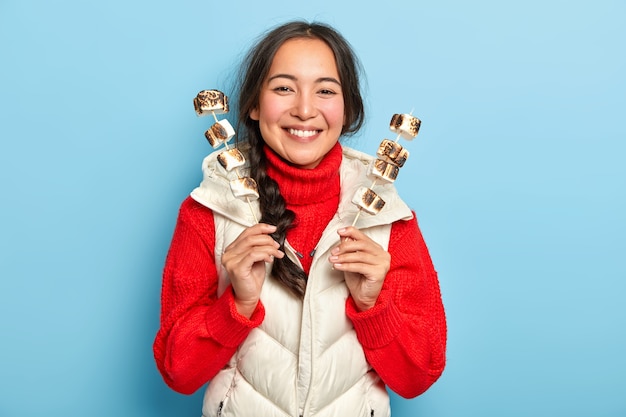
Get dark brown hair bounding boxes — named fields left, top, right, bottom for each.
left=235, top=21, right=365, bottom=298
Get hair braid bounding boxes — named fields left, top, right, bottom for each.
left=247, top=138, right=308, bottom=298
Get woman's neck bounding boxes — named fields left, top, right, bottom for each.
left=264, top=142, right=342, bottom=206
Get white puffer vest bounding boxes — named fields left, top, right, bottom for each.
left=190, top=146, right=413, bottom=417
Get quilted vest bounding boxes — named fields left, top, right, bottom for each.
left=190, top=145, right=413, bottom=417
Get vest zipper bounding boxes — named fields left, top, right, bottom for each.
left=216, top=401, right=224, bottom=417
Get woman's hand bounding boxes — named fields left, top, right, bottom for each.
left=329, top=226, right=391, bottom=311
left=221, top=223, right=284, bottom=318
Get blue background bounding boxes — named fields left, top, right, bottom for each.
left=1, top=0, right=625, bottom=416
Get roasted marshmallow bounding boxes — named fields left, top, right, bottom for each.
left=367, top=158, right=400, bottom=183
left=194, top=90, right=229, bottom=116
left=390, top=113, right=421, bottom=140
left=230, top=177, right=259, bottom=200
left=351, top=186, right=386, bottom=215
left=204, top=119, right=236, bottom=148
left=377, top=139, right=409, bottom=167
left=217, top=148, right=246, bottom=171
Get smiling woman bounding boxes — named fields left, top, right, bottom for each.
left=153, top=20, right=446, bottom=417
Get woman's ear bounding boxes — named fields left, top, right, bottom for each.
left=250, top=107, right=260, bottom=121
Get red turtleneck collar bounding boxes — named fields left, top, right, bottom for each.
left=264, top=142, right=343, bottom=206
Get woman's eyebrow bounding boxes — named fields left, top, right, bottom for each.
left=267, top=73, right=297, bottom=82
left=317, top=76, right=341, bottom=85
left=267, top=74, right=341, bottom=85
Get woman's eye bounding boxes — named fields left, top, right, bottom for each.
left=319, top=89, right=337, bottom=96
left=273, top=86, right=292, bottom=93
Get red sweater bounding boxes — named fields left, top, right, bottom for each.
left=153, top=143, right=446, bottom=398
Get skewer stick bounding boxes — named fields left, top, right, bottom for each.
left=245, top=196, right=259, bottom=223
left=350, top=109, right=416, bottom=230
left=351, top=208, right=362, bottom=227
left=210, top=109, right=258, bottom=223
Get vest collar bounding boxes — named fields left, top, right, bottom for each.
left=190, top=145, right=413, bottom=238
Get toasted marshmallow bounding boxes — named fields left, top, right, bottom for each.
left=377, top=139, right=409, bottom=167
left=367, top=158, right=400, bottom=183
left=217, top=148, right=246, bottom=171
left=230, top=177, right=259, bottom=200
left=204, top=119, right=235, bottom=148
left=390, top=113, right=421, bottom=140
left=352, top=186, right=386, bottom=215
left=194, top=89, right=229, bottom=116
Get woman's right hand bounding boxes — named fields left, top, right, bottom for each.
left=221, top=223, right=284, bottom=318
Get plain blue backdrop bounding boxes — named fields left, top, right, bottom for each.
left=1, top=0, right=625, bottom=416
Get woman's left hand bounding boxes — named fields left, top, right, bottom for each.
left=329, top=226, right=391, bottom=311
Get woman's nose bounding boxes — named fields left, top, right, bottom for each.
left=291, top=92, right=317, bottom=119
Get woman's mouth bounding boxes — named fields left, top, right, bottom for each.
left=287, top=128, right=319, bottom=138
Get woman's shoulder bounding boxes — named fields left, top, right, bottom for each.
left=179, top=195, right=214, bottom=219
left=340, top=144, right=374, bottom=165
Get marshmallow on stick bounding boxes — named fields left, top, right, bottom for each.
left=350, top=112, right=422, bottom=226
left=390, top=113, right=421, bottom=140
left=351, top=186, right=386, bottom=215
left=367, top=158, right=400, bottom=184
left=217, top=148, right=246, bottom=171
left=205, top=119, right=236, bottom=148
left=194, top=89, right=229, bottom=116
left=194, top=89, right=259, bottom=222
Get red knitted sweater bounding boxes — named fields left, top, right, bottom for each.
left=153, top=143, right=446, bottom=398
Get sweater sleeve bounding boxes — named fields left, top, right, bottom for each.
left=153, top=196, right=265, bottom=395
left=346, top=212, right=447, bottom=398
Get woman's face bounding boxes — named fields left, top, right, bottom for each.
left=250, top=38, right=345, bottom=169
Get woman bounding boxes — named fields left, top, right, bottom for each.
left=154, top=20, right=446, bottom=417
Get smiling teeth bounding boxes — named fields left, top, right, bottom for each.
left=289, top=128, right=317, bottom=138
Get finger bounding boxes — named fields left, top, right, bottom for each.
left=335, top=227, right=384, bottom=251
left=330, top=248, right=389, bottom=275
left=244, top=222, right=278, bottom=235
left=336, top=226, right=367, bottom=240
left=330, top=251, right=372, bottom=265
left=228, top=223, right=278, bottom=248
left=330, top=254, right=386, bottom=272
left=225, top=245, right=284, bottom=267
left=225, top=232, right=281, bottom=257
left=332, top=260, right=385, bottom=278
left=229, top=235, right=281, bottom=253
left=331, top=239, right=380, bottom=258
